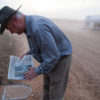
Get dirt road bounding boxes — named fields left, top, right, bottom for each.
left=0, top=19, right=100, bottom=100
left=54, top=20, right=100, bottom=100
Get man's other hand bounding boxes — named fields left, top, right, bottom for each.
left=24, top=67, right=37, bottom=81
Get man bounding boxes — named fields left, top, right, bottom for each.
left=0, top=5, right=72, bottom=100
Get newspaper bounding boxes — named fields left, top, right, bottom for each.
left=8, top=55, right=34, bottom=80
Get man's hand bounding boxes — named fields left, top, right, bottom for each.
left=24, top=67, right=38, bottom=81
left=20, top=53, right=25, bottom=59
left=20, top=51, right=30, bottom=59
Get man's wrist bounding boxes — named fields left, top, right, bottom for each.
left=35, top=67, right=43, bottom=75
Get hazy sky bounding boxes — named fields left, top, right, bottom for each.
left=0, top=0, right=100, bottom=20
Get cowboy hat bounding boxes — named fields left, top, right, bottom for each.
left=0, top=5, right=22, bottom=35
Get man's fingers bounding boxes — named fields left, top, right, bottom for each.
left=24, top=68, right=32, bottom=80
left=24, top=75, right=30, bottom=80
left=24, top=72, right=30, bottom=79
left=23, top=67, right=36, bottom=81
left=20, top=55, right=24, bottom=59
left=24, top=74, right=32, bottom=81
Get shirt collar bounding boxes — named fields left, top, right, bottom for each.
left=25, top=15, right=31, bottom=37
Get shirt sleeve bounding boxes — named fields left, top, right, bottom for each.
left=35, top=28, right=60, bottom=74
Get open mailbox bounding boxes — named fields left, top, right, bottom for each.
left=1, top=84, right=33, bottom=100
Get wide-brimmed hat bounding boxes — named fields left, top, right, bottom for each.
left=0, top=5, right=22, bottom=35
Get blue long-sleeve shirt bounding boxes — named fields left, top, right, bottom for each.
left=25, top=15, right=72, bottom=74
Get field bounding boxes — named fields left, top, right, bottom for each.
left=0, top=19, right=100, bottom=100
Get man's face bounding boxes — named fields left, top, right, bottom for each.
left=6, top=16, right=25, bottom=35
